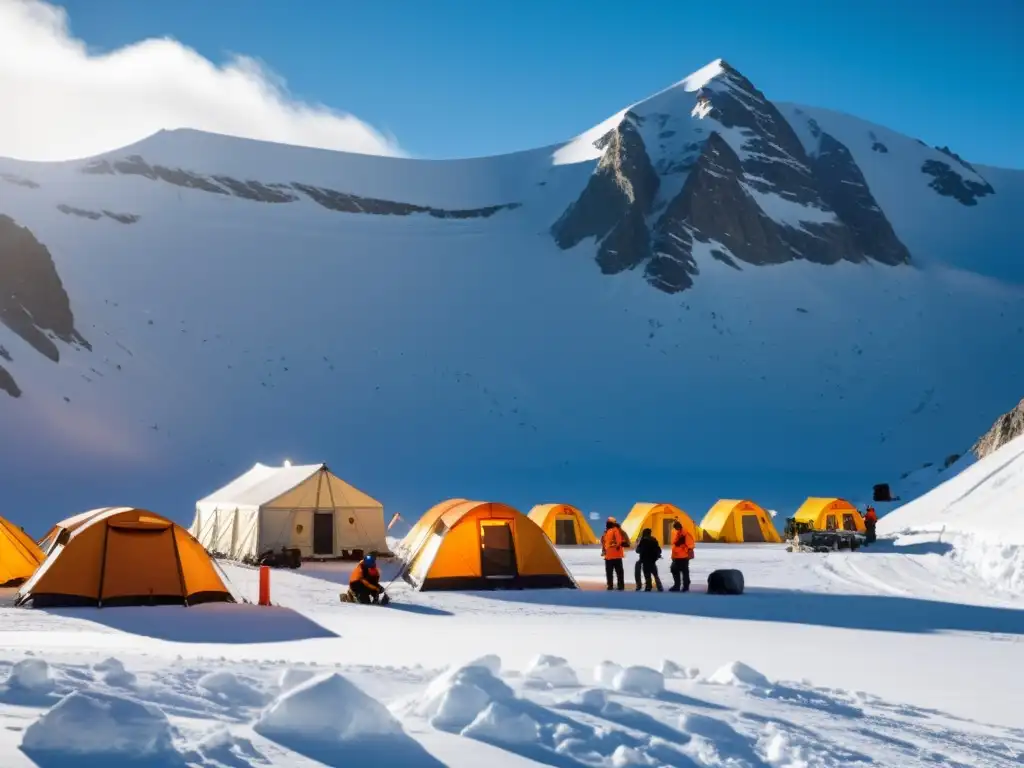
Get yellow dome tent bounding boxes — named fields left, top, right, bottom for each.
left=400, top=500, right=576, bottom=591
left=527, top=504, right=598, bottom=546
left=620, top=503, right=699, bottom=547
left=793, top=498, right=866, bottom=533
left=17, top=508, right=234, bottom=608
left=700, top=499, right=782, bottom=543
left=0, top=515, right=45, bottom=586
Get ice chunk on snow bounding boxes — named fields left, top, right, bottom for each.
left=463, top=654, right=502, bottom=675
left=659, top=660, right=699, bottom=679
left=278, top=667, right=317, bottom=691
left=524, top=654, right=578, bottom=687
left=706, top=661, right=771, bottom=688
left=461, top=702, right=540, bottom=744
left=21, top=690, right=176, bottom=758
left=8, top=658, right=53, bottom=692
left=594, top=660, right=623, bottom=687
left=255, top=672, right=403, bottom=743
left=612, top=665, right=664, bottom=696
left=413, top=662, right=515, bottom=731
left=198, top=670, right=266, bottom=707
left=93, top=657, right=136, bottom=687
left=611, top=743, right=656, bottom=766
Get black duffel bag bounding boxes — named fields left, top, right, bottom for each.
left=707, top=569, right=744, bottom=595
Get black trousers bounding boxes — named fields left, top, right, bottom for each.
left=350, top=581, right=379, bottom=604
left=865, top=522, right=877, bottom=544
left=605, top=559, right=625, bottom=589
left=670, top=558, right=691, bottom=590
left=634, top=560, right=663, bottom=590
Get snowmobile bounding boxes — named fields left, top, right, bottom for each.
left=784, top=518, right=864, bottom=553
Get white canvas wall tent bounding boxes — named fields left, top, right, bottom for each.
left=189, top=463, right=389, bottom=562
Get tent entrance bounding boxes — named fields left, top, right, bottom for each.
left=554, top=517, right=577, bottom=545
left=480, top=521, right=517, bottom=579
left=661, top=519, right=676, bottom=545
left=313, top=512, right=334, bottom=555
left=842, top=513, right=857, bottom=531
left=741, top=515, right=765, bottom=542
left=101, top=527, right=183, bottom=606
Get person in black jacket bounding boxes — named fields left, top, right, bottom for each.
left=633, top=528, right=664, bottom=592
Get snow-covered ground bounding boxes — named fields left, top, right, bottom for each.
left=0, top=541, right=1020, bottom=766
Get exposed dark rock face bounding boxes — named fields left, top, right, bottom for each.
left=972, top=397, right=1024, bottom=460
left=552, top=61, right=912, bottom=293
left=936, top=145, right=980, bottom=174
left=551, top=113, right=659, bottom=275
left=81, top=155, right=520, bottom=220
left=812, top=134, right=910, bottom=265
left=1, top=173, right=39, bottom=189
left=0, top=214, right=89, bottom=368
left=869, top=132, right=889, bottom=153
left=0, top=363, right=19, bottom=398
left=921, top=159, right=995, bottom=206
left=56, top=204, right=139, bottom=224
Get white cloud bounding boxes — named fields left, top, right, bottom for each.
left=0, top=0, right=402, bottom=161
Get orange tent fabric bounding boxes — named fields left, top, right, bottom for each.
left=399, top=500, right=576, bottom=591
left=621, top=503, right=699, bottom=546
left=0, top=515, right=45, bottom=586
left=527, top=504, right=599, bottom=546
left=793, top=498, right=866, bottom=533
left=17, top=508, right=234, bottom=608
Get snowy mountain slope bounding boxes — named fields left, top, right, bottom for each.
left=1, top=58, right=1023, bottom=531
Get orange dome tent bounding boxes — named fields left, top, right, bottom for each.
left=621, top=503, right=699, bottom=546
left=700, top=499, right=781, bottom=543
left=17, top=507, right=234, bottom=608
left=399, top=500, right=576, bottom=591
left=793, top=498, right=866, bottom=533
left=527, top=504, right=598, bottom=546
left=0, top=515, right=44, bottom=586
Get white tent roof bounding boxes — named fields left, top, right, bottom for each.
left=199, top=463, right=381, bottom=508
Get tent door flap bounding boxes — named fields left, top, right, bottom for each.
left=661, top=519, right=675, bottom=546
left=313, top=512, right=334, bottom=555
left=554, top=517, right=577, bottom=546
left=842, top=513, right=856, bottom=531
left=480, top=522, right=517, bottom=579
left=740, top=515, right=765, bottom=542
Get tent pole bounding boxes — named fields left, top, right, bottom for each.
left=96, top=523, right=111, bottom=609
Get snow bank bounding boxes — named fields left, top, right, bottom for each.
left=7, top=658, right=53, bottom=692
left=21, top=690, right=177, bottom=759
left=255, top=672, right=403, bottom=743
left=660, top=659, right=700, bottom=679
left=594, top=660, right=623, bottom=687
left=524, top=654, right=578, bottom=687
left=461, top=702, right=541, bottom=744
left=879, top=432, right=1024, bottom=594
left=411, top=661, right=515, bottom=732
left=278, top=666, right=317, bottom=691
left=705, top=661, right=771, bottom=689
left=198, top=670, right=266, bottom=707
left=94, top=657, right=136, bottom=688
left=612, top=665, right=664, bottom=696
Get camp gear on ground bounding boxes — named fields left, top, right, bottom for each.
left=700, top=499, right=782, bottom=543
left=17, top=508, right=233, bottom=608
left=707, top=569, right=745, bottom=595
left=527, top=504, right=598, bottom=546
left=397, top=500, right=575, bottom=591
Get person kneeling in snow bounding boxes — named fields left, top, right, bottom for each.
left=633, top=527, right=664, bottom=592
left=345, top=554, right=383, bottom=604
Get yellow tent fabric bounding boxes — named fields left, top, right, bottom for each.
left=400, top=500, right=576, bottom=591
left=17, top=508, right=234, bottom=608
left=0, top=515, right=45, bottom=586
left=621, top=503, right=699, bottom=547
left=700, top=499, right=782, bottom=543
left=527, top=504, right=598, bottom=546
left=793, top=498, right=866, bottom=533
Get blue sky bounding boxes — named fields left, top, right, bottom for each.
left=56, top=0, right=1024, bottom=166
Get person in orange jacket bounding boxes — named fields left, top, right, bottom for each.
left=346, top=554, right=383, bottom=604
left=601, top=517, right=631, bottom=591
left=669, top=521, right=694, bottom=592
left=864, top=506, right=878, bottom=545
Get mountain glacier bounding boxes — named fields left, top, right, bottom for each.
left=1, top=59, right=1022, bottom=533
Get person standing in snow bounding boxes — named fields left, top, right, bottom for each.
left=633, top=527, right=664, bottom=592
left=601, top=517, right=630, bottom=591
left=864, top=506, right=878, bottom=545
left=345, top=554, right=383, bottom=604
left=669, top=521, right=694, bottom=592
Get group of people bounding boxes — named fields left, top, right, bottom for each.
left=600, top=517, right=695, bottom=592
